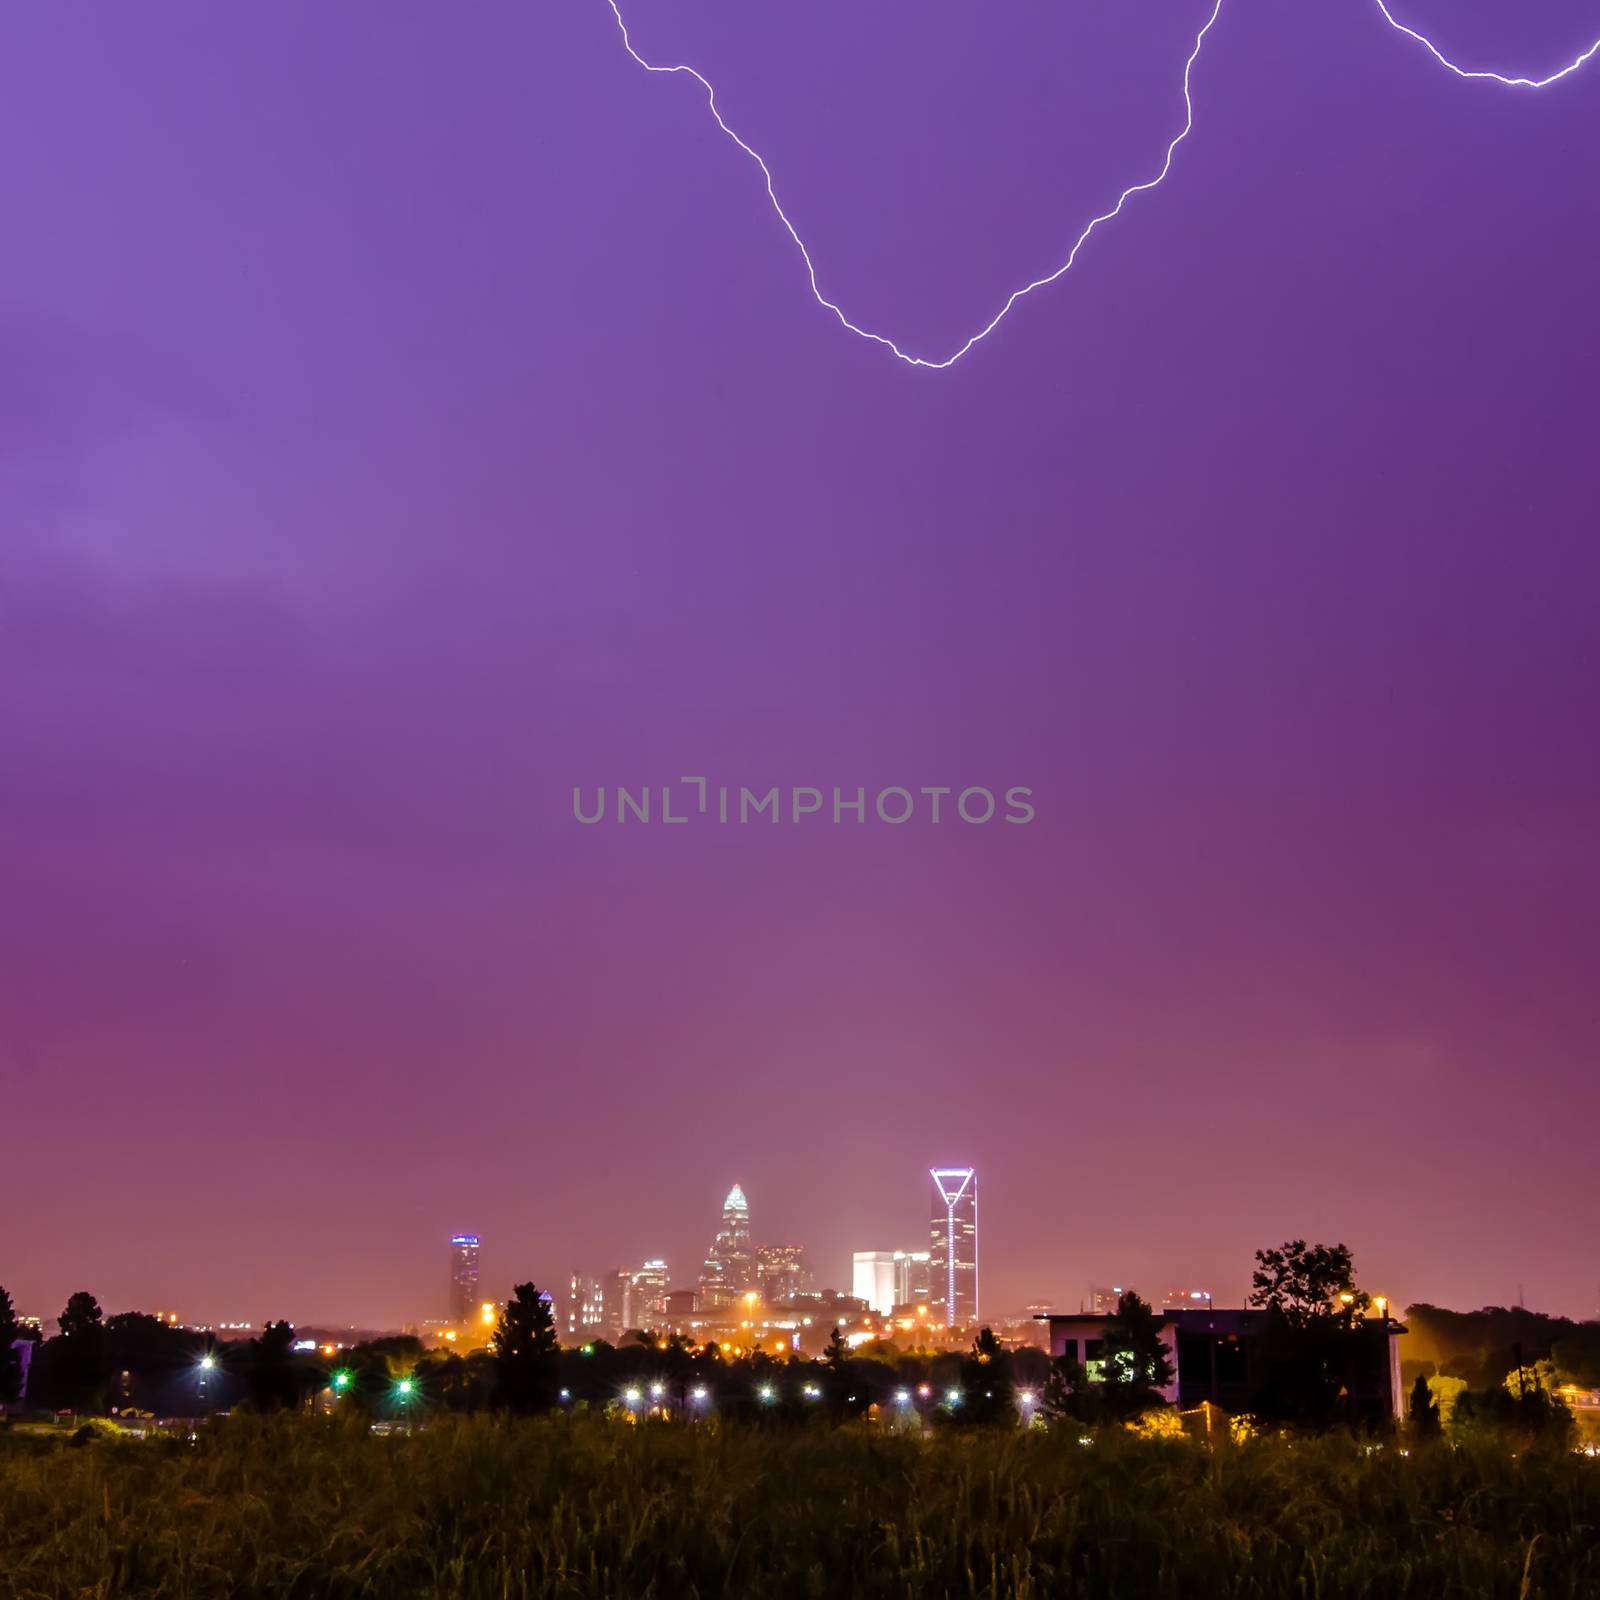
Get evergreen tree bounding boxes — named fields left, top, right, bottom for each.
left=960, top=1326, right=1016, bottom=1425
left=1408, top=1373, right=1442, bottom=1437
left=1099, top=1292, right=1176, bottom=1416
left=491, top=1283, right=560, bottom=1413
left=0, top=1286, right=22, bottom=1406
left=53, top=1292, right=110, bottom=1413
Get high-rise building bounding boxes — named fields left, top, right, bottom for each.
left=699, top=1183, right=754, bottom=1306
left=756, top=1243, right=811, bottom=1302
left=1087, top=1285, right=1130, bottom=1314
left=633, top=1258, right=670, bottom=1324
left=852, top=1251, right=899, bottom=1315
left=603, top=1267, right=633, bottom=1339
left=928, top=1168, right=978, bottom=1325
left=567, top=1273, right=604, bottom=1339
left=895, top=1250, right=932, bottom=1308
left=448, top=1234, right=481, bottom=1323
left=1162, top=1288, right=1214, bottom=1311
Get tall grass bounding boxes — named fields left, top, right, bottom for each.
left=1, top=1416, right=1595, bottom=1598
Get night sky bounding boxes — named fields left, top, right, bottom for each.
left=3, top=0, right=1597, bottom=1328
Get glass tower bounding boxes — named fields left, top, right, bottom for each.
left=699, top=1183, right=754, bottom=1305
left=928, top=1168, right=978, bottom=1326
left=448, top=1233, right=481, bottom=1323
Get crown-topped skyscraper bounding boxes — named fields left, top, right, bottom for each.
left=699, top=1182, right=754, bottom=1308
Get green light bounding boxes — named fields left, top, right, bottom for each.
left=332, top=1370, right=353, bottom=1392
left=396, top=1377, right=415, bottom=1399
left=581, top=1344, right=594, bottom=1356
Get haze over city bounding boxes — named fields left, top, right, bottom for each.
left=4, top=0, right=1599, bottom=1332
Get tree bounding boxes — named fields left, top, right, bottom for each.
left=0, top=1286, right=22, bottom=1406
left=1249, top=1241, right=1368, bottom=1326
left=244, top=1321, right=305, bottom=1411
left=823, top=1325, right=849, bottom=1371
left=1098, top=1292, right=1175, bottom=1416
left=52, top=1292, right=111, bottom=1413
left=959, top=1326, right=1016, bottom=1425
left=1248, top=1241, right=1375, bottom=1427
left=1408, top=1373, right=1442, bottom=1437
left=491, top=1283, right=560, bottom=1413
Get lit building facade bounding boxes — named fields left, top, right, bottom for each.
left=852, top=1251, right=899, bottom=1315
left=567, top=1273, right=604, bottom=1339
left=850, top=1250, right=931, bottom=1316
left=699, top=1183, right=754, bottom=1306
left=756, top=1243, right=810, bottom=1302
left=928, top=1168, right=978, bottom=1325
left=896, top=1250, right=932, bottom=1308
left=448, top=1234, right=481, bottom=1324
left=633, top=1258, right=670, bottom=1323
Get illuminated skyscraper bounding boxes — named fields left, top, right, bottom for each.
left=852, top=1251, right=898, bottom=1315
left=756, top=1243, right=810, bottom=1302
left=928, top=1168, right=978, bottom=1325
left=567, top=1273, right=604, bottom=1339
left=448, top=1234, right=481, bottom=1323
left=633, top=1258, right=670, bottom=1323
left=699, top=1183, right=754, bottom=1306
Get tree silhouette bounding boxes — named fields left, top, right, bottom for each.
left=960, top=1326, right=1016, bottom=1425
left=53, top=1292, right=110, bottom=1413
left=491, top=1283, right=560, bottom=1413
left=1408, top=1373, right=1442, bottom=1437
left=1249, top=1241, right=1373, bottom=1427
left=244, top=1321, right=304, bottom=1411
left=1249, top=1241, right=1368, bottom=1326
left=1099, top=1292, right=1175, bottom=1416
left=0, top=1286, right=23, bottom=1405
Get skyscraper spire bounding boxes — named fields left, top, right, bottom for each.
left=699, top=1182, right=754, bottom=1307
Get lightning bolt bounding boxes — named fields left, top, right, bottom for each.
left=607, top=0, right=1599, bottom=368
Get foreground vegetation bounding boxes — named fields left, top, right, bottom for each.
left=2, top=1415, right=1597, bottom=1599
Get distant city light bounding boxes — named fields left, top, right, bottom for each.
left=690, top=1386, right=709, bottom=1403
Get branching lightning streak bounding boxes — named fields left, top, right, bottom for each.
left=607, top=0, right=1599, bottom=368
left=1371, top=0, right=1600, bottom=88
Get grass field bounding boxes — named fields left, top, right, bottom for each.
left=1, top=1416, right=1596, bottom=1598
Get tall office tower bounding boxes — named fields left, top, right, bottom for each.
left=756, top=1243, right=810, bottom=1302
left=852, top=1251, right=899, bottom=1315
left=699, top=1183, right=754, bottom=1306
left=633, top=1258, right=670, bottom=1325
left=567, top=1273, right=604, bottom=1339
left=604, top=1267, right=633, bottom=1339
left=448, top=1234, right=482, bottom=1323
left=894, top=1249, right=933, bottom=1308
left=928, top=1168, right=978, bottom=1326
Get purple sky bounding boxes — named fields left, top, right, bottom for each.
left=3, top=0, right=1598, bottom=1329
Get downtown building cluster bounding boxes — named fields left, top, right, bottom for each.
left=448, top=1167, right=982, bottom=1356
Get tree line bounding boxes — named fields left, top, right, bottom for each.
left=3, top=1243, right=1590, bottom=1440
